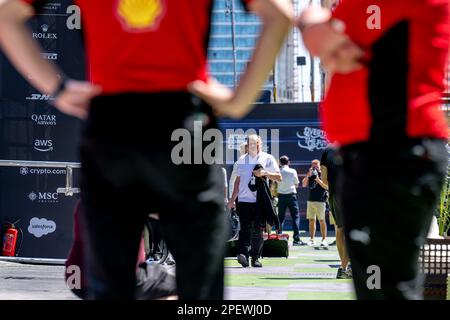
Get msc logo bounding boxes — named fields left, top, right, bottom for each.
left=34, top=139, right=54, bottom=152
left=28, top=192, right=38, bottom=202
left=26, top=94, right=54, bottom=101
left=28, top=191, right=59, bottom=203
left=117, top=0, right=166, bottom=32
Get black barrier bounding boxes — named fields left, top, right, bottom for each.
left=0, top=1, right=84, bottom=259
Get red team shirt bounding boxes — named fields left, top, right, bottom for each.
left=323, top=0, right=449, bottom=146
left=23, top=0, right=252, bottom=94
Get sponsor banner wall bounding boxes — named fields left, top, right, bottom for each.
left=0, top=167, right=79, bottom=258
left=0, top=2, right=325, bottom=257
left=0, top=0, right=84, bottom=162
left=0, top=1, right=83, bottom=258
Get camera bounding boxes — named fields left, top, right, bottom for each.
left=311, top=168, right=318, bottom=179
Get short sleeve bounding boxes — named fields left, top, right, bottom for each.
left=222, top=168, right=228, bottom=188
left=293, top=170, right=300, bottom=185
left=266, top=155, right=280, bottom=173
left=236, top=157, right=244, bottom=177
left=332, top=0, right=414, bottom=48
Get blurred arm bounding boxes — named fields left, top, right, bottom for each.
left=0, top=0, right=101, bottom=118
left=0, top=0, right=61, bottom=94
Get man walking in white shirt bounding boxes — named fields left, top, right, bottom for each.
left=228, top=135, right=282, bottom=267
left=277, top=156, right=304, bottom=245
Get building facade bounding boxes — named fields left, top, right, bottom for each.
left=208, top=0, right=273, bottom=102
left=208, top=0, right=449, bottom=107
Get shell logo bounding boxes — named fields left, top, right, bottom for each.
left=116, top=0, right=165, bottom=31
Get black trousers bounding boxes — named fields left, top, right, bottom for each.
left=236, top=202, right=264, bottom=259
left=277, top=193, right=300, bottom=241
left=80, top=92, right=227, bottom=300
left=336, top=139, right=448, bottom=300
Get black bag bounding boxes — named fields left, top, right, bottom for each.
left=262, top=233, right=289, bottom=258
left=228, top=208, right=240, bottom=241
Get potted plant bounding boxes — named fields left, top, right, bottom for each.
left=437, top=160, right=450, bottom=237
left=421, top=143, right=450, bottom=300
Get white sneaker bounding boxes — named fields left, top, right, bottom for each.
left=307, top=239, right=315, bottom=246
left=320, top=239, right=329, bottom=247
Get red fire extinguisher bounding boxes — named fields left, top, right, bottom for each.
left=2, top=220, right=22, bottom=257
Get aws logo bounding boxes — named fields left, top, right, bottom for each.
left=116, top=0, right=166, bottom=32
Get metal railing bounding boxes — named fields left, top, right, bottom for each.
left=0, top=160, right=81, bottom=196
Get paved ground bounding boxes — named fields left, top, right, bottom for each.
left=0, top=235, right=356, bottom=300
left=224, top=236, right=356, bottom=300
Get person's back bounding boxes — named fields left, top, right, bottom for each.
left=321, top=0, right=449, bottom=147
left=278, top=166, right=299, bottom=195
left=276, top=156, right=302, bottom=245
left=67, top=0, right=213, bottom=94
left=1, top=0, right=293, bottom=300
left=298, top=0, right=449, bottom=299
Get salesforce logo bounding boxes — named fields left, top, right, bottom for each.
left=28, top=217, right=56, bottom=238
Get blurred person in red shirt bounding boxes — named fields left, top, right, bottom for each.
left=0, top=0, right=293, bottom=299
left=298, top=0, right=449, bottom=299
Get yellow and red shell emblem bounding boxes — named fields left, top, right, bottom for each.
left=116, top=0, right=166, bottom=31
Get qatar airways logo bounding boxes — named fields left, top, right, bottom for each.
left=31, top=114, right=57, bottom=126
left=32, top=24, right=58, bottom=40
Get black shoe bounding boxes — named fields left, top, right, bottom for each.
left=237, top=254, right=249, bottom=268
left=135, top=263, right=178, bottom=300
left=336, top=267, right=352, bottom=279
left=293, top=239, right=306, bottom=246
left=346, top=267, right=353, bottom=279
left=251, top=258, right=262, bottom=268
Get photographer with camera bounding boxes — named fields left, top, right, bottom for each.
left=302, top=159, right=329, bottom=247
